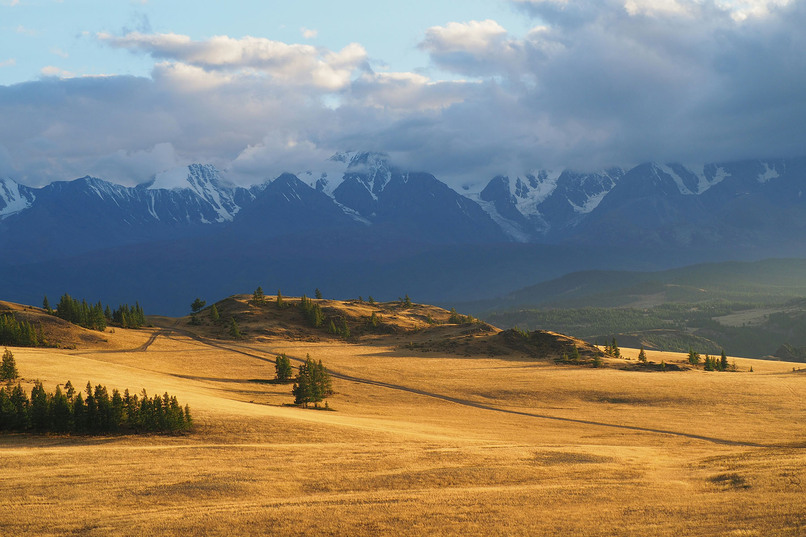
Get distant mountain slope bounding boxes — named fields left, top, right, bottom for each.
left=463, top=258, right=806, bottom=314
left=1, top=154, right=806, bottom=316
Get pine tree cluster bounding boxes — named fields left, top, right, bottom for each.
left=55, top=294, right=107, bottom=331
left=292, top=356, right=333, bottom=408
left=0, top=314, right=45, bottom=347
left=703, top=350, right=731, bottom=371
left=111, top=303, right=146, bottom=329
left=0, top=380, right=192, bottom=434
left=604, top=337, right=621, bottom=358
left=299, top=295, right=324, bottom=328
left=54, top=294, right=146, bottom=331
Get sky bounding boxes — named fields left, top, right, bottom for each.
left=1, top=0, right=804, bottom=188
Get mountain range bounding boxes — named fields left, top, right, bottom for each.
left=1, top=153, right=805, bottom=314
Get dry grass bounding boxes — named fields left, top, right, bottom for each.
left=0, top=319, right=804, bottom=536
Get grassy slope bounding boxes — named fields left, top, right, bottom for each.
left=0, top=298, right=804, bottom=536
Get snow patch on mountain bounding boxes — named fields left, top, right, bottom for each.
left=471, top=196, right=533, bottom=242
left=147, top=164, right=246, bottom=222
left=757, top=162, right=780, bottom=183
left=656, top=164, right=695, bottom=194
left=693, top=164, right=730, bottom=192
left=0, top=177, right=35, bottom=218
left=570, top=189, right=610, bottom=214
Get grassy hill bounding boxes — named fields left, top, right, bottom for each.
left=0, top=294, right=804, bottom=536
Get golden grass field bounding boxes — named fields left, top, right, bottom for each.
left=0, top=298, right=804, bottom=536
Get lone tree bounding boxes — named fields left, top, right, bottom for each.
left=1, top=348, right=18, bottom=380
left=315, top=288, right=323, bottom=300
left=209, top=304, right=220, bottom=322
left=191, top=298, right=206, bottom=314
left=275, top=353, right=293, bottom=382
left=229, top=317, right=241, bottom=339
left=252, top=286, right=265, bottom=304
left=292, top=355, right=333, bottom=408
left=638, top=346, right=647, bottom=363
left=276, top=290, right=284, bottom=308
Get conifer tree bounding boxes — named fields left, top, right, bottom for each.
left=720, top=350, right=728, bottom=372
left=252, top=286, right=265, bottom=304
left=276, top=290, right=284, bottom=308
left=1, top=348, right=18, bottom=381
left=42, top=296, right=51, bottom=314
left=688, top=347, right=701, bottom=365
left=315, top=288, right=323, bottom=300
left=210, top=304, right=220, bottom=322
left=341, top=318, right=350, bottom=339
left=275, top=354, right=293, bottom=382
left=29, top=381, right=49, bottom=432
left=403, top=294, right=412, bottom=308
left=638, top=346, right=647, bottom=363
left=229, top=317, right=241, bottom=339
left=368, top=296, right=375, bottom=305
left=191, top=298, right=206, bottom=314
left=611, top=337, right=620, bottom=358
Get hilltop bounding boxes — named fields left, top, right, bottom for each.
left=168, top=293, right=604, bottom=364
left=0, top=300, right=114, bottom=349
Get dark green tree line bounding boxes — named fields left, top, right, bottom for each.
left=0, top=315, right=44, bottom=347
left=0, top=380, right=192, bottom=434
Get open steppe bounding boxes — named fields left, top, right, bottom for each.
left=1, top=297, right=804, bottom=536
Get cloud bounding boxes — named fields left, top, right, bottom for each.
left=301, top=27, right=318, bottom=39
left=97, top=32, right=369, bottom=90
left=416, top=1, right=806, bottom=170
left=40, top=65, right=73, bottom=78
left=1, top=4, right=805, bottom=191
left=0, top=59, right=15, bottom=68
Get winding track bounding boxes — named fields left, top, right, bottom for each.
left=143, top=323, right=777, bottom=448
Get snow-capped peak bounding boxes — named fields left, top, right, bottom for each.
left=0, top=176, right=36, bottom=218
left=145, top=164, right=245, bottom=222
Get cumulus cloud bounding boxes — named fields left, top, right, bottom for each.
left=98, top=32, right=369, bottom=90
left=1, top=3, right=805, bottom=190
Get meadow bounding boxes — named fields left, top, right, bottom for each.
left=0, top=305, right=804, bottom=536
